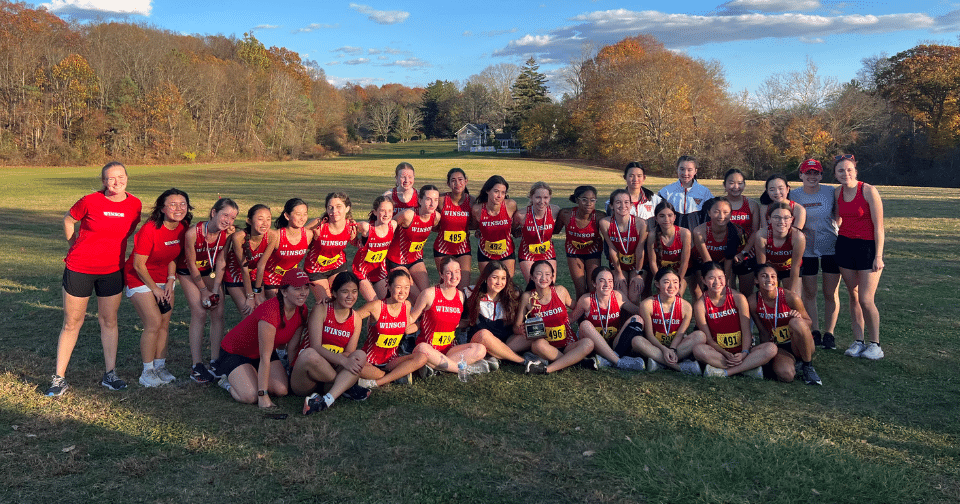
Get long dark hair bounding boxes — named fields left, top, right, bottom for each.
left=276, top=198, right=307, bottom=229
left=524, top=260, right=555, bottom=292
left=705, top=197, right=744, bottom=260
left=148, top=188, right=193, bottom=228
left=243, top=204, right=271, bottom=235
left=653, top=200, right=677, bottom=261
left=466, top=260, right=519, bottom=325
left=476, top=175, right=509, bottom=205
left=759, top=174, right=790, bottom=205
left=446, top=167, right=469, bottom=195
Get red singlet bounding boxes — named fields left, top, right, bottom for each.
left=765, top=228, right=799, bottom=273
left=386, top=211, right=436, bottom=265
left=609, top=216, right=640, bottom=272
left=656, top=225, right=684, bottom=270
left=391, top=187, right=418, bottom=217
left=755, top=289, right=793, bottom=344
left=837, top=182, right=875, bottom=240
left=532, top=287, right=573, bottom=349
left=564, top=210, right=602, bottom=256
left=478, top=203, right=514, bottom=260
left=263, top=227, right=308, bottom=286
left=351, top=224, right=394, bottom=284
left=434, top=193, right=472, bottom=256
left=224, top=233, right=268, bottom=284
left=415, top=286, right=464, bottom=354
left=651, top=295, right=683, bottom=345
left=362, top=302, right=407, bottom=365
left=304, top=220, right=355, bottom=275
left=584, top=293, right=621, bottom=341
left=518, top=207, right=556, bottom=262
left=703, top=288, right=743, bottom=351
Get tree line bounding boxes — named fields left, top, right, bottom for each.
left=1, top=1, right=957, bottom=186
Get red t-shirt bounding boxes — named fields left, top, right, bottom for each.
left=65, top=191, right=142, bottom=274
left=221, top=297, right=307, bottom=359
left=124, top=222, right=186, bottom=288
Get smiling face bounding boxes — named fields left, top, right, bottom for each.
left=487, top=183, right=507, bottom=206
left=800, top=169, right=822, bottom=189
left=755, top=266, right=779, bottom=293
left=249, top=207, right=272, bottom=236
left=389, top=274, right=411, bottom=303
left=326, top=197, right=348, bottom=224
left=161, top=194, right=188, bottom=223
left=447, top=171, right=467, bottom=195
left=211, top=205, right=239, bottom=231
left=703, top=268, right=726, bottom=296
left=677, top=161, right=697, bottom=186
left=656, top=206, right=676, bottom=230
left=102, top=165, right=128, bottom=197
left=613, top=192, right=632, bottom=218
left=769, top=208, right=793, bottom=236
left=440, top=260, right=461, bottom=288
left=285, top=203, right=308, bottom=229
left=658, top=272, right=680, bottom=297
left=577, top=190, right=597, bottom=213
left=285, top=284, right=310, bottom=307
left=396, top=168, right=415, bottom=191
left=709, top=200, right=731, bottom=227
left=834, top=160, right=858, bottom=186
left=625, top=167, right=645, bottom=191
left=724, top=172, right=745, bottom=197
left=532, top=262, right=554, bottom=290
left=420, top=189, right=440, bottom=214
left=334, top=281, right=359, bottom=309
left=485, top=268, right=507, bottom=296
left=594, top=270, right=614, bottom=297
left=376, top=200, right=394, bottom=225
left=766, top=178, right=789, bottom=203
left=530, top=187, right=551, bottom=212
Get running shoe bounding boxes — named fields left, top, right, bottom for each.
left=678, top=360, right=702, bottom=376
left=703, top=364, right=728, bottom=378
left=580, top=356, right=600, bottom=370
left=101, top=370, right=128, bottom=390
left=342, top=384, right=371, bottom=401
left=646, top=358, right=661, bottom=373
left=358, top=378, right=379, bottom=388
left=861, top=342, right=884, bottom=360
left=615, top=356, right=646, bottom=372
left=811, top=330, right=822, bottom=347
left=821, top=332, right=836, bottom=350
left=303, top=393, right=329, bottom=415
left=418, top=365, right=437, bottom=379
left=208, top=360, right=225, bottom=379
left=217, top=375, right=231, bottom=391
left=801, top=363, right=822, bottom=386
left=596, top=355, right=614, bottom=368
left=190, top=362, right=216, bottom=383
left=844, top=340, right=866, bottom=358
left=44, top=375, right=68, bottom=397
left=483, top=356, right=500, bottom=371
left=524, top=359, right=547, bottom=374
left=745, top=366, right=764, bottom=379
left=155, top=364, right=176, bottom=383
left=523, top=352, right=546, bottom=366
left=139, top=369, right=165, bottom=388
left=393, top=373, right=413, bottom=385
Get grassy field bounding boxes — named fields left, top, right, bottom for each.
left=1, top=140, right=958, bottom=503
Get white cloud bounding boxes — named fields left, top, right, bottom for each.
left=494, top=9, right=936, bottom=59
left=326, top=75, right=383, bottom=88
left=253, top=24, right=279, bottom=31
left=42, top=0, right=151, bottom=18
left=718, top=0, right=820, bottom=14
left=295, top=23, right=337, bottom=33
left=799, top=36, right=825, bottom=43
left=384, top=57, right=430, bottom=68
left=349, top=3, right=410, bottom=25
left=332, top=46, right=364, bottom=54
left=326, top=61, right=342, bottom=66
left=344, top=58, right=371, bottom=65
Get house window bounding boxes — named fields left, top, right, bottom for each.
left=472, top=140, right=479, bottom=145
left=460, top=140, right=467, bottom=145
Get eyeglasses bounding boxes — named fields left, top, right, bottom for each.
left=578, top=198, right=597, bottom=203
left=770, top=216, right=792, bottom=222
left=166, top=202, right=188, bottom=209
left=834, top=154, right=856, bottom=162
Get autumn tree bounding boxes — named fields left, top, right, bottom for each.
left=395, top=106, right=422, bottom=142
left=367, top=100, right=396, bottom=142
left=472, top=63, right=519, bottom=131
left=507, top=58, right=550, bottom=135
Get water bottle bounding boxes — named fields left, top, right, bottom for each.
left=457, top=355, right=469, bottom=382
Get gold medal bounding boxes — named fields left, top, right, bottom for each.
left=209, top=272, right=216, bottom=279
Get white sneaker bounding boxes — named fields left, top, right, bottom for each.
left=597, top=355, right=614, bottom=368
left=615, top=356, right=646, bottom=371
left=358, top=378, right=378, bottom=389
left=861, top=342, right=884, bottom=360
left=646, top=358, right=661, bottom=373
left=679, top=360, right=702, bottom=376
left=703, top=364, right=727, bottom=378
left=844, top=340, right=866, bottom=357
left=155, top=364, right=176, bottom=383
left=139, top=369, right=165, bottom=388
left=217, top=375, right=231, bottom=391
left=746, top=366, right=764, bottom=379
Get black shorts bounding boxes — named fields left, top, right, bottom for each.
left=432, top=250, right=471, bottom=259
left=223, top=281, right=243, bottom=288
left=800, top=255, right=839, bottom=276
left=386, top=258, right=423, bottom=271
left=62, top=268, right=124, bottom=298
left=215, top=348, right=280, bottom=377
left=775, top=268, right=789, bottom=282
left=176, top=268, right=212, bottom=277
left=835, top=236, right=876, bottom=271
left=614, top=319, right=644, bottom=357
left=477, top=249, right=515, bottom=263
left=307, top=263, right=349, bottom=282
left=733, top=256, right=757, bottom=276
left=566, top=249, right=603, bottom=261
left=468, top=317, right=512, bottom=343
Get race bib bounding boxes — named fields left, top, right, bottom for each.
left=316, top=253, right=340, bottom=267
left=483, top=239, right=508, bottom=256
left=619, top=253, right=636, bottom=266
left=321, top=344, right=344, bottom=354
left=365, top=249, right=387, bottom=263
left=443, top=231, right=466, bottom=244
left=772, top=325, right=791, bottom=344
left=528, top=241, right=550, bottom=255
left=662, top=260, right=678, bottom=268
left=545, top=325, right=566, bottom=342
left=716, top=331, right=742, bottom=350
left=375, top=333, right=402, bottom=349
left=431, top=331, right=456, bottom=347
left=655, top=331, right=677, bottom=346
left=409, top=240, right=426, bottom=253
left=570, top=239, right=591, bottom=250
left=596, top=326, right=617, bottom=341
left=195, top=259, right=209, bottom=269
left=273, top=265, right=288, bottom=275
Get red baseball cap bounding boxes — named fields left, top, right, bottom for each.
left=280, top=268, right=310, bottom=288
left=800, top=159, right=822, bottom=173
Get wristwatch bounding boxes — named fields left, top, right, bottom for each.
left=257, top=390, right=266, bottom=396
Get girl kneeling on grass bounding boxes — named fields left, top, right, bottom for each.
left=292, top=272, right=370, bottom=415
left=749, top=263, right=822, bottom=385
left=692, top=261, right=776, bottom=378
left=518, top=260, right=594, bottom=374
left=410, top=258, right=489, bottom=376
left=356, top=269, right=428, bottom=388
left=467, top=261, right=544, bottom=372
left=217, top=268, right=310, bottom=408
left=568, top=267, right=644, bottom=371
left=629, top=267, right=705, bottom=375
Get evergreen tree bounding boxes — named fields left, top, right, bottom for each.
left=419, top=80, right=460, bottom=138
left=507, top=58, right=551, bottom=135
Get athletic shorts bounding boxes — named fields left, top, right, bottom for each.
left=835, top=236, right=876, bottom=271
left=614, top=319, right=644, bottom=357
left=566, top=250, right=603, bottom=261
left=215, top=348, right=280, bottom=377
left=176, top=268, right=212, bottom=277
left=733, top=256, right=757, bottom=276
left=307, top=263, right=349, bottom=282
left=776, top=268, right=789, bottom=282
left=477, top=248, right=515, bottom=264
left=467, top=317, right=512, bottom=343
left=432, top=250, right=471, bottom=259
left=125, top=282, right=167, bottom=298
left=63, top=268, right=124, bottom=298
left=801, top=255, right=839, bottom=276
left=386, top=258, right=423, bottom=271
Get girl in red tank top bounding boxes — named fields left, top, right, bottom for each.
left=693, top=198, right=746, bottom=300
left=515, top=182, right=561, bottom=285
left=256, top=198, right=315, bottom=299
left=749, top=263, right=819, bottom=383
left=289, top=272, right=370, bottom=406
left=472, top=175, right=518, bottom=278
left=410, top=259, right=487, bottom=373
left=223, top=204, right=271, bottom=316
left=352, top=196, right=397, bottom=302
left=303, top=192, right=357, bottom=301
left=555, top=185, right=605, bottom=301
left=756, top=203, right=805, bottom=292
left=600, top=190, right=646, bottom=303
left=433, top=168, right=474, bottom=289
left=723, top=169, right=759, bottom=237
left=691, top=262, right=776, bottom=377
left=837, top=181, right=875, bottom=240
left=568, top=267, right=643, bottom=369
left=386, top=162, right=418, bottom=217
left=648, top=201, right=692, bottom=297
left=387, top=185, right=441, bottom=300
left=631, top=268, right=704, bottom=373
left=520, top=261, right=596, bottom=374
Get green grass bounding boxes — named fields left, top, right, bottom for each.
left=1, top=142, right=958, bottom=503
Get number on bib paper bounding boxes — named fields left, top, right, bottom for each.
left=571, top=240, right=591, bottom=249
left=597, top=326, right=617, bottom=341
left=316, top=254, right=339, bottom=267
left=716, top=331, right=742, bottom=349
left=376, top=333, right=402, bottom=349
left=655, top=331, right=676, bottom=346
left=431, top=331, right=455, bottom=347
left=444, top=231, right=466, bottom=244
left=273, top=265, right=288, bottom=275
left=662, top=260, right=678, bottom=268
left=321, top=344, right=344, bottom=354
left=409, top=240, right=426, bottom=253
left=619, top=253, right=636, bottom=266
left=528, top=242, right=549, bottom=255
left=365, top=249, right=387, bottom=263
left=545, top=325, right=566, bottom=342
left=483, top=239, right=507, bottom=255
left=773, top=325, right=791, bottom=344
left=195, top=259, right=209, bottom=269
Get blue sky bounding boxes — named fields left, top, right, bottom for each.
left=39, top=0, right=960, bottom=100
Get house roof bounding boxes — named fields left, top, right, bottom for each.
left=456, top=123, right=489, bottom=136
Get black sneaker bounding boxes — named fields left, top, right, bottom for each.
left=811, top=330, right=822, bottom=347
left=579, top=356, right=599, bottom=370
left=801, top=363, right=822, bottom=386
left=342, top=384, right=371, bottom=401
left=399, top=334, right=417, bottom=355
left=101, top=370, right=128, bottom=390
left=190, top=362, right=216, bottom=383
left=302, top=393, right=329, bottom=415
left=44, top=375, right=68, bottom=397
left=209, top=360, right=225, bottom=379
left=821, top=332, right=836, bottom=350
left=524, top=359, right=547, bottom=374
